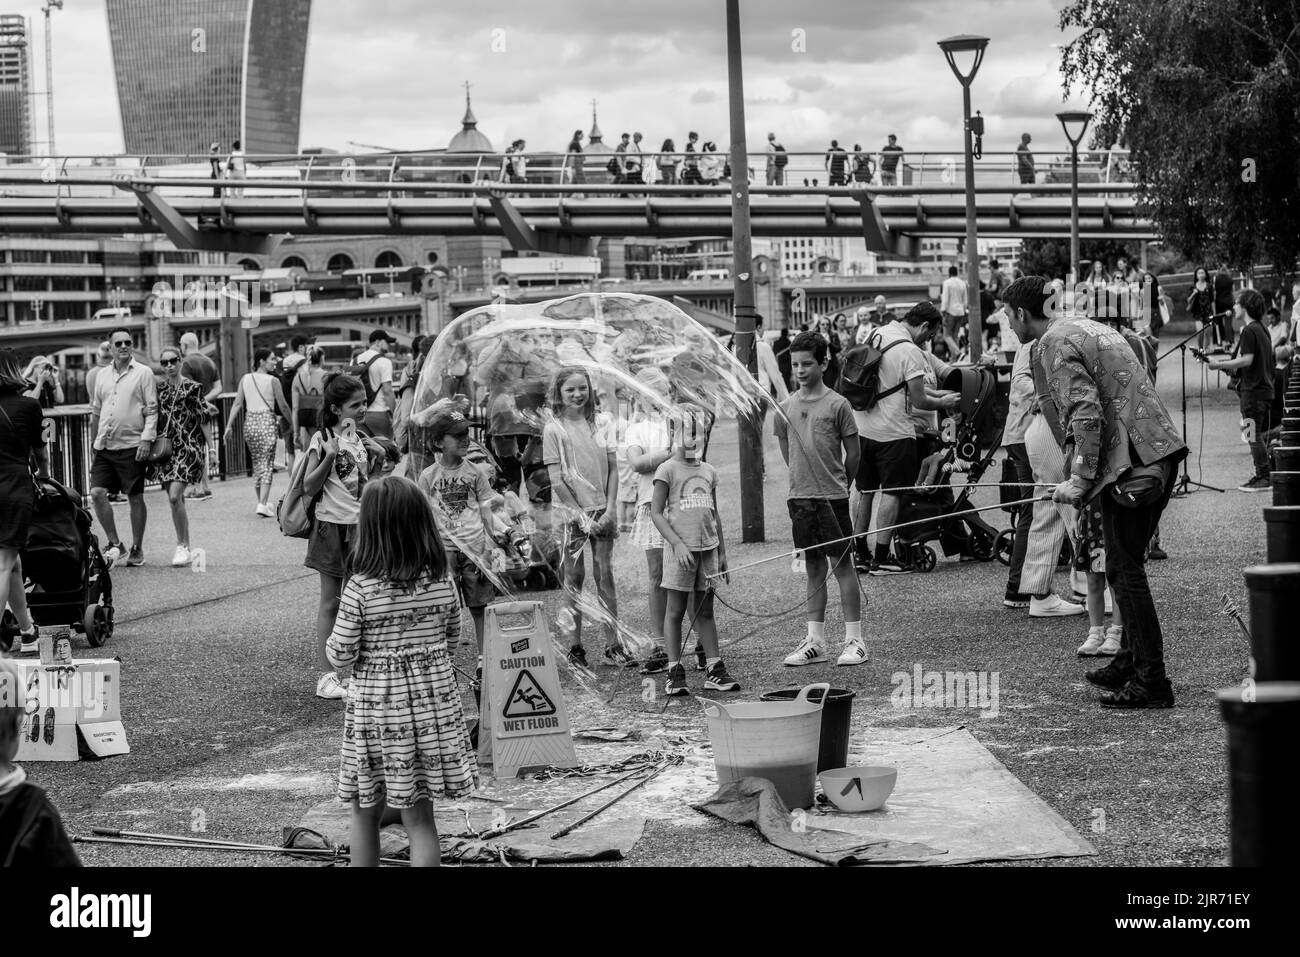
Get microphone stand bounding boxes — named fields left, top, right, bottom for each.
left=1158, top=326, right=1225, bottom=496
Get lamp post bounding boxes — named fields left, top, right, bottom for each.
left=938, top=34, right=989, bottom=362
left=1056, top=110, right=1094, bottom=290
left=30, top=296, right=45, bottom=322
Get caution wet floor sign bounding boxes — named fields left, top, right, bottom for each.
left=478, top=601, right=578, bottom=778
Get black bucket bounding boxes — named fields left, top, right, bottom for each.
left=1264, top=507, right=1300, bottom=563
left=1274, top=472, right=1300, bottom=507
left=761, top=686, right=855, bottom=773
left=1217, top=683, right=1300, bottom=866
left=1244, top=564, right=1300, bottom=681
left=1274, top=447, right=1300, bottom=472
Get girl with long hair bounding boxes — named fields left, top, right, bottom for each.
left=0, top=348, right=49, bottom=654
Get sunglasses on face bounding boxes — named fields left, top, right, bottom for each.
left=160, top=358, right=179, bottom=366
left=112, top=340, right=132, bottom=348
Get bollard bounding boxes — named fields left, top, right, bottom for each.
left=1216, top=682, right=1300, bottom=866
left=1281, top=431, right=1300, bottom=447
left=1263, top=507, right=1300, bottom=563
left=1274, top=472, right=1300, bottom=506
left=1284, top=417, right=1300, bottom=432
left=1273, top=447, right=1300, bottom=472
left=1243, top=564, right=1300, bottom=681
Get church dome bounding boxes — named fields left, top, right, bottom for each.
left=448, top=85, right=493, bottom=153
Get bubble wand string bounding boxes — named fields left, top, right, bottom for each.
left=707, top=494, right=1051, bottom=582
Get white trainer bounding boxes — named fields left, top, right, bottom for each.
left=836, top=639, right=869, bottom=667
left=171, top=545, right=191, bottom=567
left=1029, top=594, right=1086, bottom=617
left=783, top=636, right=828, bottom=667
left=256, top=503, right=274, bottom=518
left=102, top=544, right=122, bottom=569
left=1098, top=626, right=1122, bottom=655
left=315, top=672, right=347, bottom=699
left=1077, top=628, right=1106, bottom=656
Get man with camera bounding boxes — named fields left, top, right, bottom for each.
left=1002, top=277, right=1187, bottom=709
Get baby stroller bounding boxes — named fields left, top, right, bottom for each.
left=0, top=478, right=114, bottom=648
left=890, top=365, right=1003, bottom=572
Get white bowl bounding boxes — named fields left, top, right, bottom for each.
left=818, top=766, right=897, bottom=812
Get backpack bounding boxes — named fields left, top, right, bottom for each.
left=277, top=433, right=323, bottom=538
left=345, top=352, right=382, bottom=405
left=773, top=144, right=788, bottom=167
left=278, top=357, right=304, bottom=415
left=836, top=334, right=908, bottom=411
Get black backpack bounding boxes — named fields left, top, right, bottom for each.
left=837, top=334, right=907, bottom=411
left=773, top=144, right=788, bottom=167
left=345, top=352, right=382, bottom=405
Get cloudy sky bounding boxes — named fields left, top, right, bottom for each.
left=10, top=0, right=1092, bottom=159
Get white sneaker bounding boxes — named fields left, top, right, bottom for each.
left=783, top=636, right=828, bottom=667
left=102, top=544, right=122, bottom=569
left=1029, top=594, right=1086, bottom=617
left=1077, top=628, right=1106, bottom=656
left=256, top=503, right=274, bottom=518
left=315, top=672, right=347, bottom=699
left=171, top=545, right=191, bottom=567
left=1098, top=626, right=1122, bottom=656
left=836, top=639, right=869, bottom=667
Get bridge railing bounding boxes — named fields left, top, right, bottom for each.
left=41, top=394, right=251, bottom=503
left=0, top=149, right=1134, bottom=199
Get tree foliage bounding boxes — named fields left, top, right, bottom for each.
left=1059, top=0, right=1300, bottom=274
left=1017, top=238, right=1138, bottom=279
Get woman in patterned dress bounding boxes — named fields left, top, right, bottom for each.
left=154, top=346, right=211, bottom=568
left=326, top=475, right=477, bottom=867
left=222, top=349, right=292, bottom=518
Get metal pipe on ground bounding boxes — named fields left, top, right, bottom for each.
left=1263, top=507, right=1300, bottom=563
left=1216, top=682, right=1300, bottom=866
left=1244, top=563, right=1300, bottom=681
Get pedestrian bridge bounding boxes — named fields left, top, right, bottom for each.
left=0, top=150, right=1152, bottom=256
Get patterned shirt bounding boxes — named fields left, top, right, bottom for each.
left=1037, top=318, right=1186, bottom=499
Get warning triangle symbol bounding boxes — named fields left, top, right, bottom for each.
left=502, top=669, right=557, bottom=719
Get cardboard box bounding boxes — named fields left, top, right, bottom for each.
left=11, top=658, right=128, bottom=761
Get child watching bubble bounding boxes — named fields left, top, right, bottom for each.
left=650, top=404, right=738, bottom=696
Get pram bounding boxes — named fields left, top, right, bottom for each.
left=890, top=365, right=1003, bottom=572
left=0, top=478, right=114, bottom=648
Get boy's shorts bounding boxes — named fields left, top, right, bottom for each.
left=305, top=519, right=355, bottom=579
left=661, top=546, right=720, bottom=593
left=450, top=549, right=497, bottom=608
left=788, top=497, right=853, bottom=563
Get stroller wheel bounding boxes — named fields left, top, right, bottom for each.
left=83, top=603, right=112, bottom=647
left=914, top=546, right=937, bottom=573
left=994, top=529, right=1015, bottom=566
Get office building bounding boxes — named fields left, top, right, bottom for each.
left=0, top=14, right=32, bottom=157
left=105, top=0, right=312, bottom=156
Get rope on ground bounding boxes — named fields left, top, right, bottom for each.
left=529, top=749, right=682, bottom=781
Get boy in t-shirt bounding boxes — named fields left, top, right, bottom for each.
left=650, top=404, right=739, bottom=695
left=0, top=659, right=80, bottom=867
left=417, top=412, right=499, bottom=665
left=773, top=331, right=867, bottom=667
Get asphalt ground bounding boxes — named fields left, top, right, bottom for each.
left=28, top=343, right=1264, bottom=867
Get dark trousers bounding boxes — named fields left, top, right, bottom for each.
left=1100, top=461, right=1177, bottom=692
left=1240, top=391, right=1272, bottom=478
left=1004, top=443, right=1034, bottom=594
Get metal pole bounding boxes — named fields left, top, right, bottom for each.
left=961, top=83, right=981, bottom=362
left=1070, top=145, right=1080, bottom=285
left=726, top=0, right=764, bottom=542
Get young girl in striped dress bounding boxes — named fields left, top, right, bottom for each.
left=326, top=474, right=477, bottom=867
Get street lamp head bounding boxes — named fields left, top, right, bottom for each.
left=1056, top=110, right=1094, bottom=148
left=938, top=35, right=989, bottom=85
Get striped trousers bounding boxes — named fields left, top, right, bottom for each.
left=1020, top=414, right=1078, bottom=596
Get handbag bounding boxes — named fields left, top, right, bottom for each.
left=1108, top=458, right=1172, bottom=508
left=148, top=435, right=173, bottom=463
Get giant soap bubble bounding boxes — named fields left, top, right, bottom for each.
left=408, top=293, right=779, bottom=671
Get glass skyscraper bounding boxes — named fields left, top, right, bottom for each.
left=0, top=14, right=32, bottom=157
left=105, top=0, right=311, bottom=157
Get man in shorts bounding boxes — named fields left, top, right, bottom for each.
left=852, top=302, right=961, bottom=574
left=89, top=328, right=158, bottom=568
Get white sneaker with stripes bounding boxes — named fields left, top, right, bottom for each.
left=783, top=636, right=828, bottom=667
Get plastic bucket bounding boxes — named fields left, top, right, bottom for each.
left=1244, top=564, right=1300, bottom=681
left=1263, top=507, right=1300, bottom=564
left=761, top=686, right=856, bottom=773
left=701, top=682, right=828, bottom=810
left=1273, top=472, right=1300, bottom=507
left=1273, top=447, right=1300, bottom=472
left=1217, top=683, right=1300, bottom=866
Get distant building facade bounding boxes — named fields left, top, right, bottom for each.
left=105, top=0, right=312, bottom=156
left=0, top=14, right=32, bottom=157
